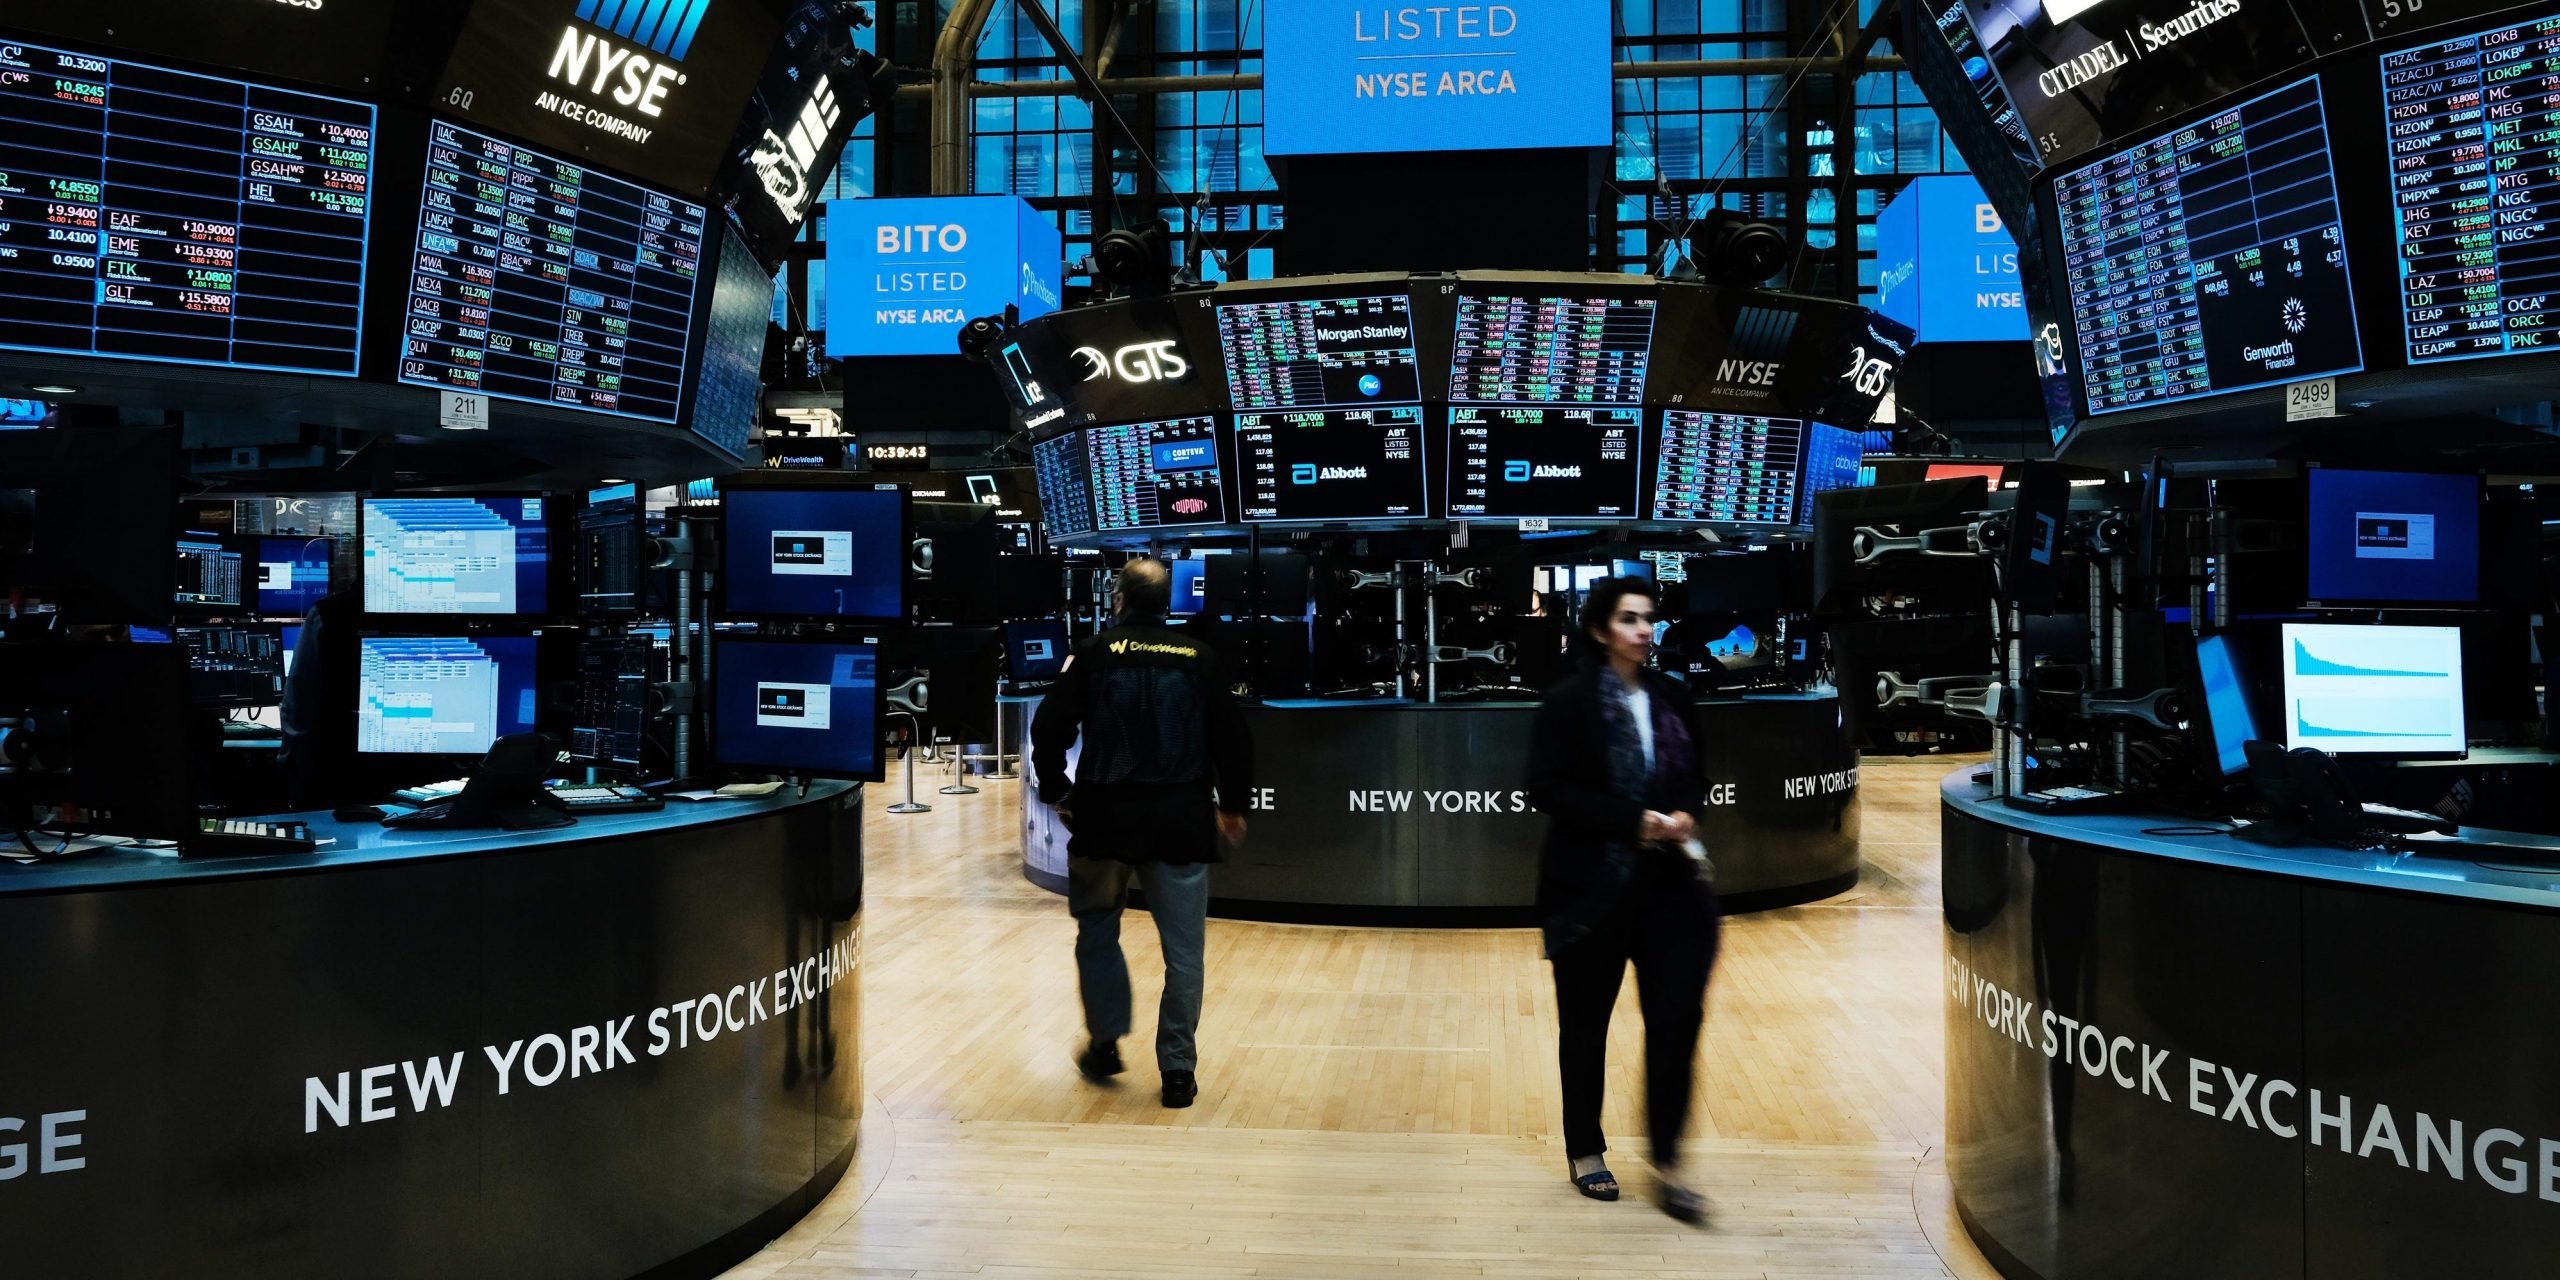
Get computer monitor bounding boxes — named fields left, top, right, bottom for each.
left=1006, top=619, right=1072, bottom=685
left=2304, top=467, right=2482, bottom=606
left=712, top=636, right=884, bottom=781
left=2279, top=623, right=2466, bottom=757
left=717, top=483, right=907, bottom=621
left=2193, top=632, right=2261, bottom=777
left=361, top=496, right=554, bottom=616
left=0, top=426, right=180, bottom=624
left=254, top=536, right=336, bottom=617
left=568, top=634, right=653, bottom=768
left=1610, top=558, right=1651, bottom=581
left=1204, top=549, right=1313, bottom=618
left=174, top=533, right=245, bottom=613
left=355, top=634, right=541, bottom=755
left=577, top=483, right=647, bottom=617
left=179, top=626, right=285, bottom=707
left=1170, top=558, right=1208, bottom=616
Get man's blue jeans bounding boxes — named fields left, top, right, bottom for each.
left=1068, top=857, right=1209, bottom=1073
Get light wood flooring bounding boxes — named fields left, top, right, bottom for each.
left=724, top=755, right=1999, bottom=1280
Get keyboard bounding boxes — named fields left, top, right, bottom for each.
left=2362, top=802, right=2457, bottom=837
left=2008, top=784, right=2130, bottom=814
left=390, top=779, right=468, bottom=806
left=190, top=818, right=316, bottom=857
left=545, top=784, right=664, bottom=815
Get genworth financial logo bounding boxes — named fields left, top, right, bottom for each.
left=540, top=0, right=711, bottom=142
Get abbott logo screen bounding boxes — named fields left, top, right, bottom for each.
left=756, top=682, right=831, bottom=730
left=2355, top=513, right=2433, bottom=561
left=771, top=530, right=851, bottom=576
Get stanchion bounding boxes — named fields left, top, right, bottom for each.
left=939, top=734, right=979, bottom=796
left=887, top=712, right=932, bottom=814
left=986, top=685, right=1020, bottom=780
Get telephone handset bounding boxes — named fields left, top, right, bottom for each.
left=2241, top=740, right=2363, bottom=844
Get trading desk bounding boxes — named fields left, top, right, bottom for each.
left=1941, top=773, right=2560, bottom=1279
left=1015, top=691, right=1863, bottom=924
left=0, top=785, right=863, bottom=1280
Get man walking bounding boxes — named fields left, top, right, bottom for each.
left=1030, top=559, right=1254, bottom=1108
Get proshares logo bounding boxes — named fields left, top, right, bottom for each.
left=750, top=77, right=841, bottom=225
left=547, top=0, right=707, bottom=124
left=1716, top=305, right=1798, bottom=391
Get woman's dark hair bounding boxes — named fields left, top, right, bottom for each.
left=1578, top=575, right=1662, bottom=641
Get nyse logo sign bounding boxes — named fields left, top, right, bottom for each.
left=545, top=0, right=709, bottom=125
left=1072, top=340, right=1190, bottom=384
left=1719, top=359, right=1781, bottom=387
left=1713, top=305, right=1799, bottom=396
left=748, top=76, right=843, bottom=226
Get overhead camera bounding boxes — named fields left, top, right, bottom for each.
left=1091, top=220, right=1174, bottom=297
left=956, top=304, right=1020, bottom=364
left=1680, top=208, right=1791, bottom=287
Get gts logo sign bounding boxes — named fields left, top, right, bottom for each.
left=1718, top=359, right=1781, bottom=387
left=1291, top=464, right=1369, bottom=484
left=1503, top=462, right=1581, bottom=481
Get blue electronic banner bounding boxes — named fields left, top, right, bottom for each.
left=1876, top=174, right=2028, bottom=343
left=825, top=195, right=1063, bottom=357
left=712, top=637, right=881, bottom=778
left=1263, top=1, right=1611, bottom=157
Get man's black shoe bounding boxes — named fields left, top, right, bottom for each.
left=1077, top=1039, right=1124, bottom=1080
left=1162, top=1069, right=1198, bottom=1108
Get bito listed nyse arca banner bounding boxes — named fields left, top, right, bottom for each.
left=1265, top=2, right=1611, bottom=157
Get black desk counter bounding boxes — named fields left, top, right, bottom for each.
left=0, top=785, right=864, bottom=1280
left=1941, top=773, right=2560, bottom=1280
left=1016, top=692, right=1862, bottom=924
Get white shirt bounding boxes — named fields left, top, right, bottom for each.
left=1627, top=684, right=1654, bottom=772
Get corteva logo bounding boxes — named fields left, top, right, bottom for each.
left=547, top=0, right=708, bottom=122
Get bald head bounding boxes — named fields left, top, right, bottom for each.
left=1115, top=558, right=1172, bottom=621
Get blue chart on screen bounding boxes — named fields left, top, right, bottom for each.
left=720, top=488, right=904, bottom=619
left=0, top=40, right=375, bottom=375
left=357, top=635, right=538, bottom=755
left=400, top=121, right=707, bottom=422
left=256, top=536, right=335, bottom=616
left=362, top=497, right=549, bottom=615
left=2280, top=623, right=2465, bottom=756
left=2052, top=76, right=2361, bottom=415
left=714, top=639, right=880, bottom=778
left=2306, top=468, right=2479, bottom=604
left=1263, top=0, right=1611, bottom=156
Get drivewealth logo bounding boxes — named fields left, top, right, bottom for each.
left=1109, top=639, right=1198, bottom=658
left=541, top=0, right=712, bottom=144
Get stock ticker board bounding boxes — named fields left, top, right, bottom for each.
left=1236, top=404, right=1430, bottom=523
left=1087, top=416, right=1227, bottom=532
left=401, top=121, right=707, bottom=422
left=1448, top=293, right=1657, bottom=406
left=1445, top=405, right=1643, bottom=520
left=1032, top=432, right=1096, bottom=540
left=2053, top=75, right=2361, bottom=415
left=1650, top=410, right=1808, bottom=526
left=1216, top=293, right=1421, bottom=410
left=0, top=39, right=374, bottom=374
left=2385, top=13, right=2560, bottom=364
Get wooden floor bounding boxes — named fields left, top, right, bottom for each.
left=724, top=755, right=2000, bottom=1280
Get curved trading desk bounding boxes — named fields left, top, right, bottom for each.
left=1942, top=773, right=2560, bottom=1279
left=1017, top=692, right=1861, bottom=924
left=0, top=785, right=864, bottom=1280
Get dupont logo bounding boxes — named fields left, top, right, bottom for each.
left=576, top=0, right=711, bottom=61
left=1171, top=497, right=1211, bottom=516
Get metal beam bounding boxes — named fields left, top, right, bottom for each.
left=929, top=0, right=1001, bottom=193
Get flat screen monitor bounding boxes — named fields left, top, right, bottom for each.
left=578, top=483, right=646, bottom=617
left=174, top=534, right=246, bottom=612
left=1216, top=293, right=1422, bottom=410
left=717, top=484, right=905, bottom=621
left=1798, top=423, right=1869, bottom=526
left=356, top=634, right=540, bottom=755
left=1610, top=558, right=1652, bottom=581
left=2050, top=75, right=2361, bottom=416
left=1005, top=618, right=1071, bottom=684
left=1650, top=410, right=1807, bottom=525
left=1033, top=432, right=1096, bottom=540
left=2382, top=14, right=2560, bottom=364
left=1678, top=613, right=1780, bottom=685
left=362, top=496, right=554, bottom=616
left=1235, top=405, right=1430, bottom=522
left=688, top=224, right=771, bottom=458
left=1445, top=406, right=1642, bottom=519
left=1448, top=292, right=1657, bottom=406
left=179, top=625, right=285, bottom=707
left=255, top=536, right=336, bottom=617
left=2194, top=633, right=2261, bottom=777
left=712, top=636, right=883, bottom=781
left=400, top=121, right=709, bottom=423
left=1171, top=558, right=1208, bottom=616
left=2305, top=468, right=2482, bottom=606
left=2280, top=623, right=2466, bottom=757
left=1926, top=463, right=2007, bottom=485
left=568, top=634, right=652, bottom=768
left=0, top=40, right=376, bottom=375
left=1087, top=417, right=1228, bottom=532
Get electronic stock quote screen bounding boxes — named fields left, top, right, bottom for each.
left=400, top=121, right=708, bottom=422
left=1445, top=291, right=1655, bottom=519
left=0, top=39, right=375, bottom=374
left=2384, top=13, right=2560, bottom=364
left=2052, top=75, right=2362, bottom=415
left=1650, top=411, right=1811, bottom=525
left=1087, top=416, right=1227, bottom=532
left=1218, top=292, right=1428, bottom=522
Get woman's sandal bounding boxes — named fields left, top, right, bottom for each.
left=1657, top=1182, right=1706, bottom=1225
left=1570, top=1164, right=1621, bottom=1202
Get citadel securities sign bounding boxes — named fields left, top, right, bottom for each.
left=824, top=195, right=1064, bottom=358
left=1264, top=1, right=1611, bottom=156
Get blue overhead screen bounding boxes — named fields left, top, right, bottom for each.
left=1876, top=175, right=2028, bottom=344
left=1263, top=0, right=1612, bottom=156
left=824, top=195, right=1063, bottom=357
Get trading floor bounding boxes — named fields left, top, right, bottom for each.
left=721, top=758, right=1994, bottom=1280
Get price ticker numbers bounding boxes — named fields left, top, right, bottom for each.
left=1650, top=410, right=1808, bottom=525
left=2052, top=75, right=2362, bottom=416
left=1446, top=405, right=1642, bottom=520
left=1237, top=405, right=1429, bottom=523
left=1087, top=416, right=1226, bottom=532
left=1448, top=293, right=1657, bottom=406
left=400, top=122, right=706, bottom=423
left=2383, top=14, right=2560, bottom=364
left=1217, top=294, right=1421, bottom=410
left=0, top=40, right=374, bottom=374
left=1033, top=432, right=1095, bottom=539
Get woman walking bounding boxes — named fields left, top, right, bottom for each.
left=1524, top=575, right=1721, bottom=1224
